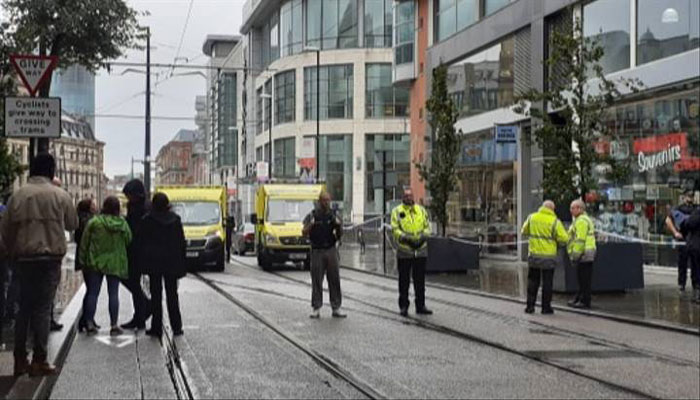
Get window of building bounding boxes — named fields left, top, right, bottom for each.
left=262, top=11, right=280, bottom=67
left=273, top=137, right=296, bottom=178
left=366, top=63, right=410, bottom=118
left=217, top=73, right=237, bottom=167
left=274, top=70, right=296, bottom=125
left=306, top=0, right=358, bottom=50
left=637, top=0, right=699, bottom=66
left=364, top=134, right=410, bottom=217
left=311, top=135, right=353, bottom=221
left=280, top=0, right=303, bottom=56
left=583, top=0, right=630, bottom=75
left=484, top=0, right=513, bottom=16
left=447, top=35, right=515, bottom=119
left=263, top=143, right=271, bottom=162
left=435, top=0, right=479, bottom=42
left=256, top=87, right=263, bottom=135
left=395, top=1, right=415, bottom=65
left=256, top=146, right=263, bottom=161
left=304, top=64, right=354, bottom=120
left=364, top=0, right=393, bottom=48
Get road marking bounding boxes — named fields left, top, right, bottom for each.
left=94, top=334, right=136, bottom=348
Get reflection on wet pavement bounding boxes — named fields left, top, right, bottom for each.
left=339, top=243, right=700, bottom=328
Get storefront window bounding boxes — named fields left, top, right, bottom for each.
left=274, top=70, right=295, bottom=125
left=637, top=0, right=700, bottom=66
left=365, top=134, right=411, bottom=217
left=304, top=64, right=354, bottom=120
left=449, top=129, right=518, bottom=255
left=317, top=135, right=353, bottom=222
left=306, top=0, right=358, bottom=50
left=366, top=63, right=410, bottom=118
left=583, top=0, right=630, bottom=76
left=447, top=36, right=514, bottom=119
left=395, top=1, right=415, bottom=65
left=589, top=84, right=700, bottom=266
left=273, top=137, right=296, bottom=178
left=364, top=0, right=393, bottom=48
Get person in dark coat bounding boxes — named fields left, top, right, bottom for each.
left=135, top=193, right=186, bottom=337
left=75, top=198, right=97, bottom=332
left=680, top=205, right=700, bottom=304
left=120, top=179, right=152, bottom=330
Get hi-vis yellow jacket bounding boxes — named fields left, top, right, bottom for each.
left=391, top=203, right=430, bottom=258
left=567, top=213, right=597, bottom=263
left=521, top=206, right=569, bottom=263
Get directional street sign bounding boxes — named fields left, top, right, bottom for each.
left=9, top=54, right=58, bottom=96
left=3, top=97, right=62, bottom=138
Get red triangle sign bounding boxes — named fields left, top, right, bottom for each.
left=10, top=54, right=58, bottom=96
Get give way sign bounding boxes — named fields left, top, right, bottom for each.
left=10, top=54, right=58, bottom=96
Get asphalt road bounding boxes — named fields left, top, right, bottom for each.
left=164, top=255, right=699, bottom=399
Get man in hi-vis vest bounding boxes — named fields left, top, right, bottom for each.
left=567, top=199, right=597, bottom=309
left=521, top=200, right=569, bottom=315
left=391, top=189, right=432, bottom=317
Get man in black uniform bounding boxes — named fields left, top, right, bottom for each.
left=225, top=214, right=236, bottom=262
left=302, top=191, right=346, bottom=319
left=666, top=190, right=698, bottom=292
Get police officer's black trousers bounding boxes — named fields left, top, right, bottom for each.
left=398, top=257, right=426, bottom=310
left=678, top=245, right=699, bottom=289
left=575, top=261, right=593, bottom=306
left=526, top=268, right=554, bottom=310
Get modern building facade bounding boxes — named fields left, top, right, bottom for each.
left=50, top=64, right=96, bottom=130
left=241, top=0, right=414, bottom=223
left=425, top=0, right=699, bottom=265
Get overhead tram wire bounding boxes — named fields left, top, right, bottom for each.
left=170, top=0, right=196, bottom=78
left=103, top=61, right=275, bottom=73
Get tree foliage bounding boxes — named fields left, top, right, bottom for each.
left=0, top=24, right=25, bottom=198
left=417, top=65, right=463, bottom=236
left=514, top=13, right=640, bottom=206
left=3, top=0, right=142, bottom=71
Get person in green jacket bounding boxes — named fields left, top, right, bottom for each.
left=79, top=197, right=132, bottom=336
left=521, top=200, right=569, bottom=314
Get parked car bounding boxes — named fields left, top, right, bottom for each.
left=232, top=222, right=255, bottom=256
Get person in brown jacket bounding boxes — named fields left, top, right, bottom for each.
left=0, top=153, right=78, bottom=377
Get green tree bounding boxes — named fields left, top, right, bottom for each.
left=3, top=0, right=143, bottom=151
left=0, top=23, right=25, bottom=198
left=417, top=65, right=463, bottom=236
left=514, top=13, right=640, bottom=206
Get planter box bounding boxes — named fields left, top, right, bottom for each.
left=426, top=237, right=480, bottom=272
left=553, top=242, right=645, bottom=293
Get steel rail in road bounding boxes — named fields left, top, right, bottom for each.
left=227, top=257, right=661, bottom=399
left=192, top=272, right=386, bottom=400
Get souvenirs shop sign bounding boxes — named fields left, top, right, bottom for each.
left=632, top=132, right=700, bottom=173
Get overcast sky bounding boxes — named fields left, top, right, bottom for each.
left=96, top=0, right=244, bottom=178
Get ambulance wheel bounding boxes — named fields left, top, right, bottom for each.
left=212, top=250, right=225, bottom=272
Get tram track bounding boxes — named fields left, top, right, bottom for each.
left=226, top=257, right=688, bottom=399
left=192, top=272, right=386, bottom=400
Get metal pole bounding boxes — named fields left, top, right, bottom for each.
left=268, top=97, right=272, bottom=180
left=144, top=26, right=152, bottom=198
left=382, top=150, right=387, bottom=275
left=315, top=50, right=320, bottom=182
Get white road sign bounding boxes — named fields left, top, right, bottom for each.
left=4, top=97, right=61, bottom=138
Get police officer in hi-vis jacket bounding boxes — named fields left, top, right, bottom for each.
left=391, top=189, right=432, bottom=317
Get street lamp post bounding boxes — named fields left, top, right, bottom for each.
left=304, top=46, right=320, bottom=182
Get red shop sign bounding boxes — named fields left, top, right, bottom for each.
left=674, top=157, right=700, bottom=172
left=633, top=132, right=687, bottom=154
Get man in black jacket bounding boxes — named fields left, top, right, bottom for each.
left=681, top=203, right=700, bottom=304
left=121, top=179, right=152, bottom=330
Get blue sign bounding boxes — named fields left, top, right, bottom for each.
left=495, top=125, right=518, bottom=143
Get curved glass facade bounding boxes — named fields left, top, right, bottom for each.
left=50, top=64, right=95, bottom=129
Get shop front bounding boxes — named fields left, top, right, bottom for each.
left=589, top=82, right=700, bottom=267
left=448, top=127, right=519, bottom=258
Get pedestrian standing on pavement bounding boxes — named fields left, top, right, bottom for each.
left=75, top=198, right=98, bottom=332
left=665, top=190, right=698, bottom=292
left=680, top=205, right=700, bottom=304
left=391, top=188, right=433, bottom=317
left=79, top=197, right=132, bottom=336
left=302, top=191, right=346, bottom=319
left=567, top=199, right=597, bottom=309
left=0, top=206, right=7, bottom=346
left=135, top=192, right=186, bottom=337
left=0, top=153, right=78, bottom=377
left=121, top=179, right=152, bottom=330
left=521, top=200, right=569, bottom=315
left=226, top=213, right=235, bottom=262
